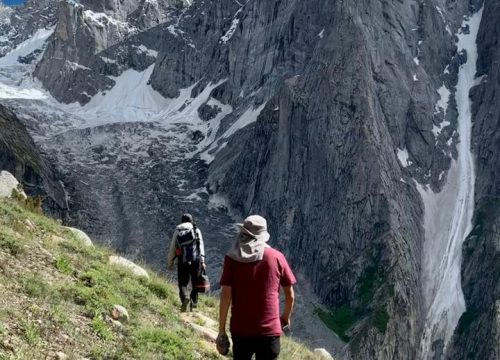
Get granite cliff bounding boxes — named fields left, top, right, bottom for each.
left=0, top=0, right=497, bottom=358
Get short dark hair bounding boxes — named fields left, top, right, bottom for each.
left=181, top=213, right=193, bottom=223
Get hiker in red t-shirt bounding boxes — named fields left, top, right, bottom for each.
left=216, top=215, right=296, bottom=360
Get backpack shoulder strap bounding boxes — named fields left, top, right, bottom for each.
left=193, top=223, right=201, bottom=252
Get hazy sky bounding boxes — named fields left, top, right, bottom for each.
left=2, top=0, right=25, bottom=6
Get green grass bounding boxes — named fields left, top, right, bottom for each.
left=54, top=255, right=73, bottom=275
left=147, top=278, right=176, bottom=301
left=21, top=319, right=40, bottom=345
left=131, top=327, right=195, bottom=359
left=281, top=336, right=319, bottom=360
left=0, top=196, right=318, bottom=359
left=21, top=274, right=48, bottom=298
left=48, top=303, right=69, bottom=326
left=373, top=307, right=390, bottom=334
left=0, top=232, right=24, bottom=256
left=91, top=315, right=113, bottom=340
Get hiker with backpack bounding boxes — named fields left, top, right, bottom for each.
left=168, top=213, right=206, bottom=312
left=216, top=215, right=296, bottom=360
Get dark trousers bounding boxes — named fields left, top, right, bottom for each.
left=177, top=261, right=200, bottom=305
left=232, top=336, right=280, bottom=360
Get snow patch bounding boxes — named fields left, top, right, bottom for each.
left=420, top=7, right=483, bottom=358
left=318, top=28, right=325, bottom=38
left=220, top=7, right=243, bottom=43
left=473, top=74, right=487, bottom=86
left=67, top=65, right=169, bottom=125
left=208, top=193, right=229, bottom=211
left=0, top=27, right=53, bottom=66
left=201, top=102, right=266, bottom=163
left=100, top=56, right=116, bottom=64
left=435, top=6, right=445, bottom=22
left=433, top=84, right=452, bottom=137
left=134, top=44, right=158, bottom=57
left=220, top=102, right=266, bottom=140
left=84, top=10, right=136, bottom=33
left=167, top=24, right=184, bottom=36
left=0, top=82, right=48, bottom=100
left=66, top=61, right=90, bottom=71
left=435, top=85, right=451, bottom=115
left=397, top=148, right=410, bottom=167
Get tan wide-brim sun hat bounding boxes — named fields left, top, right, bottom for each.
left=237, top=215, right=270, bottom=243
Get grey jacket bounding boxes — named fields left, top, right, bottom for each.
left=167, top=222, right=205, bottom=269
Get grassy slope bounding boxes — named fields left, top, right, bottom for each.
left=0, top=197, right=317, bottom=360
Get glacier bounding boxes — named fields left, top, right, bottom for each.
left=419, top=7, right=483, bottom=359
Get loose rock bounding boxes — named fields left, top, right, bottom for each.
left=109, top=256, right=149, bottom=279
left=313, top=348, right=334, bottom=360
left=62, top=226, right=93, bottom=247
left=111, top=304, right=130, bottom=323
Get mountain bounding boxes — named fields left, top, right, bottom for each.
left=0, top=104, right=67, bottom=216
left=0, top=0, right=498, bottom=359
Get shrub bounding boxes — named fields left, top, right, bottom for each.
left=373, top=307, right=390, bottom=333
left=0, top=233, right=23, bottom=256
left=147, top=279, right=175, bottom=301
left=315, top=305, right=356, bottom=341
left=22, top=275, right=48, bottom=298
left=54, top=255, right=73, bottom=275
left=21, top=319, right=40, bottom=345
left=11, top=184, right=25, bottom=202
left=48, top=303, right=69, bottom=326
left=91, top=315, right=113, bottom=340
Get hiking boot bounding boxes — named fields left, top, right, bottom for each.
left=190, top=301, right=198, bottom=311
left=180, top=300, right=189, bottom=312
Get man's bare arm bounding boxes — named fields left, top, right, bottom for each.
left=281, top=286, right=295, bottom=327
left=218, top=285, right=232, bottom=334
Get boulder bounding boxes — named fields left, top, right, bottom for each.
left=55, top=352, right=68, bottom=360
left=0, top=170, right=25, bottom=199
left=109, top=255, right=149, bottom=279
left=111, top=304, right=130, bottom=323
left=313, top=348, right=334, bottom=360
left=62, top=226, right=93, bottom=247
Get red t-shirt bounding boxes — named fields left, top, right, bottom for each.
left=219, top=247, right=296, bottom=336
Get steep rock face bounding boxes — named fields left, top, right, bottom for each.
left=0, top=104, right=67, bottom=217
left=191, top=0, right=468, bottom=358
left=34, top=0, right=185, bottom=104
left=0, top=0, right=496, bottom=358
left=0, top=0, right=58, bottom=56
left=446, top=0, right=500, bottom=358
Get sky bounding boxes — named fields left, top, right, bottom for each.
left=2, top=0, right=25, bottom=6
